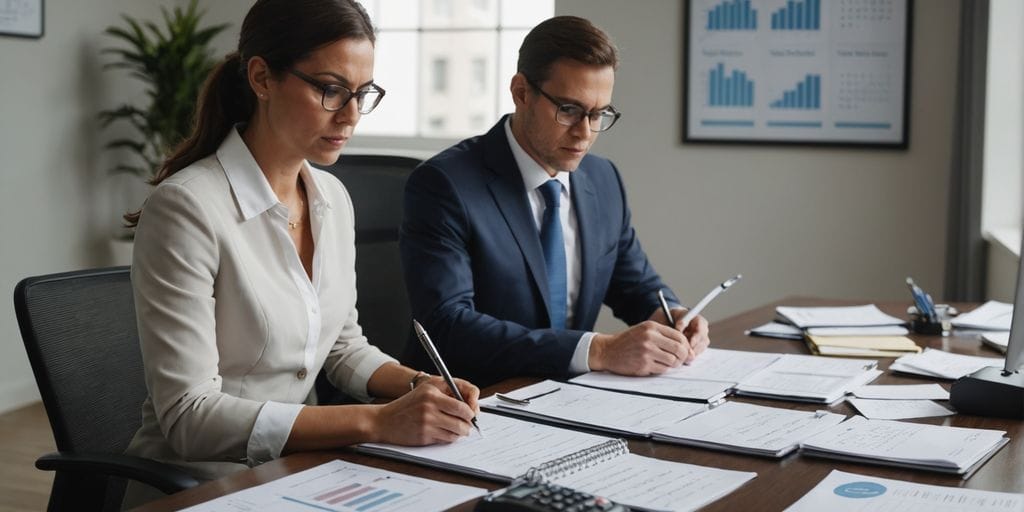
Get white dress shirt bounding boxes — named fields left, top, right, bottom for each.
left=504, top=118, right=595, bottom=373
left=125, top=127, right=396, bottom=480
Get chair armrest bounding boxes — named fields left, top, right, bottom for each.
left=36, top=451, right=200, bottom=494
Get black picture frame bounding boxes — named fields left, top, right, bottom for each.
left=682, top=0, right=913, bottom=149
left=0, top=0, right=45, bottom=39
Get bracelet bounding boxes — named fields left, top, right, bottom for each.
left=409, top=371, right=430, bottom=391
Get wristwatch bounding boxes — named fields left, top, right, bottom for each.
left=409, top=371, right=430, bottom=391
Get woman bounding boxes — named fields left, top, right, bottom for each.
left=123, top=0, right=479, bottom=502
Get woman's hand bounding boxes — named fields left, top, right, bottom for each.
left=371, top=379, right=478, bottom=445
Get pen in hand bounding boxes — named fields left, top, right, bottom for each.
left=657, top=289, right=676, bottom=328
left=412, top=320, right=482, bottom=436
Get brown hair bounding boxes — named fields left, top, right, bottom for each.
left=125, top=0, right=374, bottom=226
left=516, top=15, right=619, bottom=85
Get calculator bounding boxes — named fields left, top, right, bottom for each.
left=475, top=481, right=629, bottom=512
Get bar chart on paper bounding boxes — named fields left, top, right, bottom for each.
left=770, top=74, right=821, bottom=109
left=706, top=0, right=758, bottom=31
left=708, top=63, right=755, bottom=107
left=183, top=460, right=487, bottom=512
left=771, top=0, right=820, bottom=30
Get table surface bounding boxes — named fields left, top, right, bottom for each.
left=136, top=297, right=1022, bottom=512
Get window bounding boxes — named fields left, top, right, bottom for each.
left=432, top=58, right=449, bottom=93
left=356, top=0, right=554, bottom=138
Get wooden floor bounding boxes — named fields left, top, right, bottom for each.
left=0, top=402, right=54, bottom=511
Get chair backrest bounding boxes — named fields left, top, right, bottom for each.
left=316, top=154, right=421, bottom=359
left=14, top=266, right=146, bottom=459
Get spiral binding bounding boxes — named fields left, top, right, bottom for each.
left=520, top=439, right=628, bottom=485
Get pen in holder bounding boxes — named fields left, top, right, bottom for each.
left=905, top=277, right=956, bottom=336
left=906, top=304, right=957, bottom=336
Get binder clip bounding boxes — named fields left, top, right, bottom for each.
left=906, top=304, right=957, bottom=336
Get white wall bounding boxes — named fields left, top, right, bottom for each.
left=551, top=0, right=961, bottom=332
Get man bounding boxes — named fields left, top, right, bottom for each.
left=400, top=16, right=709, bottom=386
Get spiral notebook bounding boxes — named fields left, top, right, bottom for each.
left=357, top=412, right=756, bottom=512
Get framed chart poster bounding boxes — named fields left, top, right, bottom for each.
left=0, top=0, right=44, bottom=38
left=684, top=0, right=911, bottom=147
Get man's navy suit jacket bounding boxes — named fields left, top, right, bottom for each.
left=399, top=116, right=678, bottom=386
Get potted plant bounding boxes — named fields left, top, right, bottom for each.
left=100, top=0, right=228, bottom=263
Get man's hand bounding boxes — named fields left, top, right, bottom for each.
left=650, top=307, right=712, bottom=364
left=589, top=321, right=690, bottom=375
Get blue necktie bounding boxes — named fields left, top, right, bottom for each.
left=538, top=180, right=567, bottom=329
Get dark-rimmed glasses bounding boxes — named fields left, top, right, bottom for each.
left=289, top=69, right=385, bottom=114
left=525, top=78, right=621, bottom=132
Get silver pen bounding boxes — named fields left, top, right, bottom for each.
left=412, top=320, right=482, bottom=435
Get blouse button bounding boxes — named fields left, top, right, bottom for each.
left=296, top=368, right=308, bottom=380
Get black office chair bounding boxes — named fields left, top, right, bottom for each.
left=314, top=154, right=421, bottom=401
left=14, top=267, right=198, bottom=511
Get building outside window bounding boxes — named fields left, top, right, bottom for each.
left=356, top=0, right=554, bottom=138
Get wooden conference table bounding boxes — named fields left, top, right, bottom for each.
left=137, top=298, right=1024, bottom=512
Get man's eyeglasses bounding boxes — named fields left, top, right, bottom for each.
left=525, top=78, right=621, bottom=132
left=289, top=69, right=385, bottom=114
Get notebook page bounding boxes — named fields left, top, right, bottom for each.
left=481, top=380, right=707, bottom=434
left=553, top=453, right=755, bottom=512
left=659, top=348, right=781, bottom=382
left=359, top=413, right=610, bottom=481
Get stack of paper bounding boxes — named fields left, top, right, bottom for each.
left=650, top=401, right=846, bottom=458
left=479, top=380, right=707, bottom=437
left=951, top=301, right=1013, bottom=331
left=800, top=416, right=1008, bottom=476
left=805, top=335, right=921, bottom=357
left=982, top=332, right=1010, bottom=353
left=775, top=305, right=906, bottom=329
left=746, top=321, right=804, bottom=340
left=889, top=348, right=1003, bottom=379
left=734, top=354, right=881, bottom=403
left=785, top=470, right=1024, bottom=512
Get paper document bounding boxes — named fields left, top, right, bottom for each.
left=982, top=332, right=1010, bottom=353
left=569, top=372, right=734, bottom=402
left=776, top=305, right=906, bottom=329
left=658, top=348, right=781, bottom=382
left=805, top=325, right=910, bottom=336
left=358, top=413, right=754, bottom=512
left=851, top=384, right=948, bottom=400
left=181, top=459, right=487, bottom=512
left=480, top=380, right=707, bottom=436
left=800, top=415, right=1008, bottom=475
left=746, top=321, right=804, bottom=340
left=846, top=398, right=954, bottom=420
left=735, top=354, right=880, bottom=403
left=784, top=470, right=1024, bottom=512
left=951, top=301, right=1012, bottom=331
left=889, top=348, right=1003, bottom=379
left=651, top=401, right=846, bottom=457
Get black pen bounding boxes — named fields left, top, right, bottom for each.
left=658, top=289, right=676, bottom=328
left=412, top=320, right=482, bottom=436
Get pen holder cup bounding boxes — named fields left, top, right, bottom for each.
left=907, top=307, right=953, bottom=336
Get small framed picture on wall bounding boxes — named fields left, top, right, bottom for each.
left=1, top=0, right=44, bottom=39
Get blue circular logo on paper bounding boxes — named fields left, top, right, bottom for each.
left=833, top=482, right=886, bottom=498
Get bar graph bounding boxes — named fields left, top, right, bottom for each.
left=708, top=63, right=754, bottom=107
left=706, top=0, right=758, bottom=30
left=770, top=74, right=821, bottom=109
left=771, top=0, right=821, bottom=30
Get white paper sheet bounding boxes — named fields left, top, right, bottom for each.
left=182, top=459, right=487, bottom=512
left=736, top=354, right=880, bottom=403
left=554, top=453, right=756, bottom=512
left=480, top=380, right=707, bottom=435
left=784, top=470, right=1024, bottom=512
left=775, top=305, right=905, bottom=329
left=652, top=401, right=846, bottom=456
left=951, top=301, right=1013, bottom=331
left=850, top=384, right=949, bottom=400
left=846, top=398, right=955, bottom=420
left=746, top=321, right=804, bottom=340
left=569, top=372, right=734, bottom=402
left=800, top=416, right=1007, bottom=472
left=659, top=348, right=781, bottom=382
left=805, top=325, right=910, bottom=336
left=889, top=348, right=1003, bottom=379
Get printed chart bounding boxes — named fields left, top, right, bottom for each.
left=686, top=0, right=909, bottom=145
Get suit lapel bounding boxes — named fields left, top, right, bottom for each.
left=483, top=119, right=552, bottom=320
left=570, top=165, right=600, bottom=330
